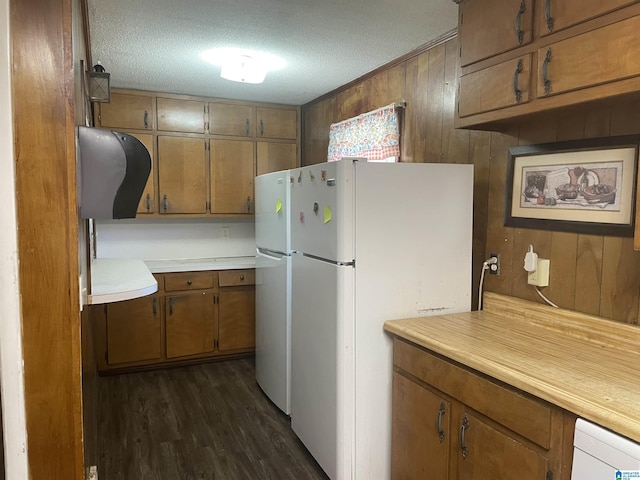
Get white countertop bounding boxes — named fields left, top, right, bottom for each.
left=89, top=258, right=158, bottom=305
left=144, top=256, right=256, bottom=273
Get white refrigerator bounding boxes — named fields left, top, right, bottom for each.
left=255, top=169, right=292, bottom=415
left=289, top=159, right=473, bottom=480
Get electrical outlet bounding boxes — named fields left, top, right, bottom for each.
left=489, top=253, right=500, bottom=275
left=527, top=258, right=550, bottom=286
left=221, top=226, right=230, bottom=239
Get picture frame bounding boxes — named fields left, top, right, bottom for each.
left=505, top=135, right=640, bottom=236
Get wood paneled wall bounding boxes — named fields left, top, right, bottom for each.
left=301, top=35, right=640, bottom=323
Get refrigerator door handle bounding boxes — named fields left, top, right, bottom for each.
left=257, top=248, right=286, bottom=261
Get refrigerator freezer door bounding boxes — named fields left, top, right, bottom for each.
left=255, top=249, right=291, bottom=415
left=291, top=253, right=355, bottom=480
left=255, top=169, right=291, bottom=253
left=290, top=160, right=355, bottom=263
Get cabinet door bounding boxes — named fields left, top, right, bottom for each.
left=97, top=93, right=153, bottom=130
left=209, top=103, right=255, bottom=137
left=129, top=133, right=156, bottom=214
left=256, top=142, right=297, bottom=175
left=392, top=372, right=450, bottom=479
left=106, top=295, right=162, bottom=365
left=256, top=107, right=297, bottom=140
left=458, top=55, right=532, bottom=117
left=210, top=139, right=255, bottom=214
left=157, top=97, right=205, bottom=133
left=459, top=0, right=533, bottom=67
left=455, top=410, right=550, bottom=480
left=537, top=15, right=640, bottom=98
left=165, top=291, right=215, bottom=358
left=218, top=288, right=255, bottom=351
left=539, top=0, right=636, bottom=36
left=157, top=136, right=207, bottom=214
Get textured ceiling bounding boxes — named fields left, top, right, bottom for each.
left=87, top=0, right=458, bottom=106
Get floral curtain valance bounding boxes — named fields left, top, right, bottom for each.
left=327, top=103, right=400, bottom=162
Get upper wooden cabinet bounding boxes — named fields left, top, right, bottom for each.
left=97, top=92, right=153, bottom=130
left=209, top=102, right=255, bottom=137
left=157, top=136, right=207, bottom=214
left=129, top=133, right=156, bottom=214
left=157, top=97, right=206, bottom=133
left=256, top=107, right=297, bottom=140
left=256, top=141, right=297, bottom=176
left=539, top=0, right=636, bottom=36
left=455, top=1, right=640, bottom=129
left=210, top=139, right=255, bottom=214
left=459, top=0, right=533, bottom=67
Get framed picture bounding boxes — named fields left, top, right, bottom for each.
left=505, top=135, right=640, bottom=236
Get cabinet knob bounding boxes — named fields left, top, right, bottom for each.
left=240, top=275, right=245, bottom=281
left=187, top=280, right=192, bottom=286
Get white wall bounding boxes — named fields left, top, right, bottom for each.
left=96, top=218, right=256, bottom=260
left=0, top=0, right=29, bottom=476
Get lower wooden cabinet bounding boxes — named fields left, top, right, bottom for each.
left=391, top=338, right=574, bottom=480
left=94, top=269, right=255, bottom=372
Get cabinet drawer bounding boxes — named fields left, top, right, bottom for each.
left=459, top=55, right=532, bottom=117
left=459, top=0, right=533, bottom=67
left=164, top=271, right=217, bottom=291
left=538, top=15, right=640, bottom=98
left=218, top=269, right=255, bottom=287
left=393, top=338, right=553, bottom=449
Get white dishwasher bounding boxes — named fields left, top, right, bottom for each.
left=571, top=418, right=640, bottom=479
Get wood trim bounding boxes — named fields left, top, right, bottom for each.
left=11, top=0, right=84, bottom=478
left=302, top=29, right=458, bottom=109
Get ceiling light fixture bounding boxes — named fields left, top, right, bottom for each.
left=201, top=48, right=286, bottom=84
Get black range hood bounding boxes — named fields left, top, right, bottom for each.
left=77, top=126, right=151, bottom=219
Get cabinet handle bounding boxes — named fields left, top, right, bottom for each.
left=459, top=414, right=470, bottom=459
left=260, top=119, right=264, bottom=137
left=542, top=48, right=553, bottom=96
left=240, top=275, right=245, bottom=281
left=515, top=0, right=526, bottom=46
left=187, top=280, right=192, bottom=286
left=545, top=0, right=554, bottom=32
left=247, top=196, right=252, bottom=213
left=144, top=110, right=149, bottom=129
left=513, top=59, right=523, bottom=104
left=246, top=119, right=250, bottom=136
left=436, top=402, right=446, bottom=443
left=152, top=297, right=157, bottom=315
left=145, top=193, right=151, bottom=213
left=163, top=194, right=168, bottom=213
left=169, top=297, right=174, bottom=315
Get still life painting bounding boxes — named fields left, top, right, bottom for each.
left=505, top=136, right=639, bottom=236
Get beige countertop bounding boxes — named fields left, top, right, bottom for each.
left=144, top=256, right=256, bottom=273
left=89, top=258, right=158, bottom=305
left=384, top=292, right=640, bottom=444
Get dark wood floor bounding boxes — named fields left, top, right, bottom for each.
left=98, top=357, right=329, bottom=480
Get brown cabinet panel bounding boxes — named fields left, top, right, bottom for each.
left=106, top=295, right=162, bottom=365
left=165, top=291, right=215, bottom=358
left=157, top=136, right=207, bottom=214
left=392, top=372, right=450, bottom=479
left=455, top=410, right=550, bottom=479
left=164, top=271, right=217, bottom=291
left=210, top=139, right=255, bottom=214
left=157, top=97, right=205, bottom=133
left=256, top=107, right=297, bottom=140
left=218, top=269, right=255, bottom=287
left=98, top=93, right=153, bottom=130
left=209, top=102, right=255, bottom=137
left=537, top=15, right=640, bottom=98
left=218, top=288, right=255, bottom=351
left=129, top=133, right=156, bottom=214
left=459, top=0, right=533, bottom=67
left=539, top=0, right=637, bottom=36
left=256, top=142, right=297, bottom=175
left=459, top=56, right=532, bottom=117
